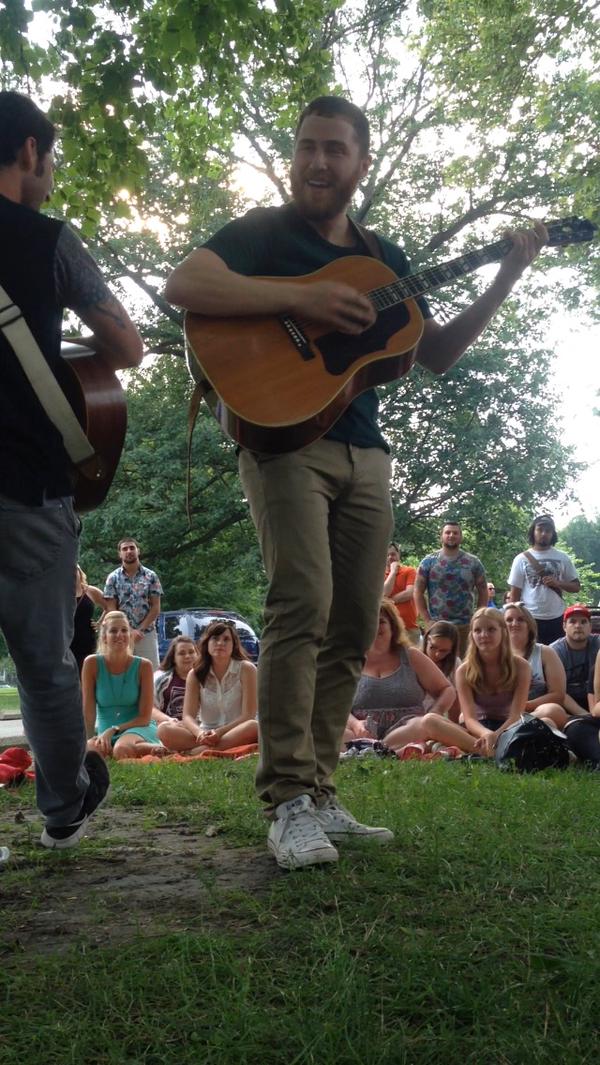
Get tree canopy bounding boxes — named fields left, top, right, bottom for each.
left=1, top=0, right=599, bottom=616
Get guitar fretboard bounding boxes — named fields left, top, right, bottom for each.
left=368, top=237, right=514, bottom=311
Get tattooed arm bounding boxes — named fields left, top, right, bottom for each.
left=55, top=226, right=143, bottom=370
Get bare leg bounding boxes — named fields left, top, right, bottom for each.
left=189, top=720, right=259, bottom=756
left=529, top=703, right=569, bottom=728
left=157, top=721, right=198, bottom=752
left=112, top=739, right=167, bottom=761
left=384, top=713, right=477, bottom=754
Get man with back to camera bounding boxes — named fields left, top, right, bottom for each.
left=414, top=521, right=488, bottom=657
left=508, top=514, right=580, bottom=644
left=165, top=95, right=546, bottom=870
left=103, top=539, right=163, bottom=669
left=0, top=92, right=143, bottom=851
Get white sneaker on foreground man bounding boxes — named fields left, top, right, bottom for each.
left=166, top=96, right=546, bottom=870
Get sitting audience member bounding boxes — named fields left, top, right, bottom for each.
left=504, top=602, right=567, bottom=725
left=162, top=621, right=258, bottom=754
left=383, top=542, right=419, bottom=645
left=71, top=565, right=106, bottom=674
left=487, top=582, right=498, bottom=607
left=550, top=604, right=600, bottom=715
left=421, top=620, right=461, bottom=720
left=344, top=599, right=477, bottom=754
left=83, top=611, right=165, bottom=760
left=153, top=637, right=198, bottom=729
left=562, top=653, right=600, bottom=765
left=456, top=608, right=531, bottom=756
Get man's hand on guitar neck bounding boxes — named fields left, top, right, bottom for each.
left=416, top=220, right=548, bottom=376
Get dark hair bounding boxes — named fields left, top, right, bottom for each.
left=295, top=96, right=370, bottom=156
left=193, top=621, right=248, bottom=686
left=441, top=520, right=461, bottom=531
left=527, top=515, right=557, bottom=546
left=0, top=91, right=55, bottom=168
left=118, top=538, right=139, bottom=551
left=159, top=635, right=197, bottom=673
left=422, top=621, right=460, bottom=676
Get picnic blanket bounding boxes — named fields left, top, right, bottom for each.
left=118, top=743, right=259, bottom=765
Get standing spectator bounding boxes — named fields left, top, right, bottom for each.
left=414, top=521, right=487, bottom=656
left=550, top=604, right=600, bottom=714
left=507, top=514, right=580, bottom=644
left=104, top=539, right=163, bottom=668
left=487, top=582, right=498, bottom=607
left=0, top=91, right=142, bottom=849
left=71, top=565, right=106, bottom=674
left=383, top=542, right=419, bottom=645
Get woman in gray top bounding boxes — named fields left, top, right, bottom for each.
left=344, top=599, right=478, bottom=753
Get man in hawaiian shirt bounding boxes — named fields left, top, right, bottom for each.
left=414, top=521, right=488, bottom=655
left=103, top=539, right=163, bottom=667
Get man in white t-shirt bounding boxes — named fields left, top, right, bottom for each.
left=507, top=514, right=580, bottom=644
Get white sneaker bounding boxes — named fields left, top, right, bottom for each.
left=316, top=798, right=394, bottom=843
left=268, top=794, right=339, bottom=870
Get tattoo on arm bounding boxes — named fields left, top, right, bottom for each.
left=90, top=294, right=127, bottom=330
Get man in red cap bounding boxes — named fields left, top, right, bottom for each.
left=550, top=605, right=600, bottom=714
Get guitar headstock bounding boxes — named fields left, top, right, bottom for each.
left=546, top=217, right=597, bottom=247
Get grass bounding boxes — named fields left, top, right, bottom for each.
left=0, top=687, right=20, bottom=716
left=1, top=759, right=600, bottom=1064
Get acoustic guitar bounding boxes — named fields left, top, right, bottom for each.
left=57, top=343, right=127, bottom=513
left=185, top=216, right=596, bottom=453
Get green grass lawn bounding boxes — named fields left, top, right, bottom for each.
left=0, top=687, right=20, bottom=716
left=1, top=758, right=600, bottom=1064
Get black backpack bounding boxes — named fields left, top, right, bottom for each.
left=495, top=714, right=570, bottom=773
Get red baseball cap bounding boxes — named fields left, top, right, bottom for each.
left=563, top=604, right=591, bottom=622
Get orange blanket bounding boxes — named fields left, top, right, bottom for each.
left=118, top=743, right=259, bottom=765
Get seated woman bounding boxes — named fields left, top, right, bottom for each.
left=504, top=601, right=568, bottom=726
left=422, top=621, right=461, bottom=722
left=83, top=611, right=165, bottom=760
left=456, top=607, right=532, bottom=756
left=160, top=620, right=258, bottom=754
left=152, top=637, right=198, bottom=735
left=344, top=599, right=478, bottom=754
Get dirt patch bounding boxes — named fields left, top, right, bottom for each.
left=0, top=807, right=277, bottom=959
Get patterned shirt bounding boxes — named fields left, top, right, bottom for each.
left=417, top=550, right=485, bottom=625
left=103, top=564, right=163, bottom=630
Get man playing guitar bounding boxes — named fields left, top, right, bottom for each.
left=0, top=92, right=143, bottom=851
left=166, top=95, right=546, bottom=870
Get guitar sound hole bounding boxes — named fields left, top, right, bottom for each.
left=314, top=303, right=410, bottom=375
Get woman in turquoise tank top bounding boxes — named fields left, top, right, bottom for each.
left=83, top=611, right=165, bottom=760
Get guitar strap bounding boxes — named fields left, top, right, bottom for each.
left=0, top=282, right=96, bottom=465
left=349, top=218, right=384, bottom=261
left=522, top=550, right=563, bottom=598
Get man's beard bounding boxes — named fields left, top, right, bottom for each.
left=289, top=168, right=360, bottom=222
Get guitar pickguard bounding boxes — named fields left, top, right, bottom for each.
left=314, top=302, right=411, bottom=375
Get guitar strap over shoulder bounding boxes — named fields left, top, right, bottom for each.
left=349, top=218, right=384, bottom=261
left=522, top=550, right=563, bottom=598
left=0, top=282, right=96, bottom=465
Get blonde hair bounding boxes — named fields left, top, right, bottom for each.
left=76, top=564, right=87, bottom=590
left=379, top=597, right=410, bottom=650
left=504, top=602, right=538, bottom=659
left=97, top=611, right=134, bottom=655
left=463, top=607, right=518, bottom=695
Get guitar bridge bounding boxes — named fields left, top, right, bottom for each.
left=279, top=316, right=315, bottom=361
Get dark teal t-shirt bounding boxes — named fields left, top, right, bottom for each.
left=203, top=203, right=431, bottom=449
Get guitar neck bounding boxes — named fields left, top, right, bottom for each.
left=369, top=235, right=517, bottom=311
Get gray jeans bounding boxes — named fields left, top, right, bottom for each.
left=0, top=493, right=88, bottom=826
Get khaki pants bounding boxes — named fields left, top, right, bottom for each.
left=239, top=440, right=393, bottom=810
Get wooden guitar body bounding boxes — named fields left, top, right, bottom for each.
left=185, top=256, right=424, bottom=453
left=57, top=344, right=127, bottom=512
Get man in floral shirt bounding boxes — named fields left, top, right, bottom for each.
left=103, top=539, right=163, bottom=667
left=415, top=521, right=488, bottom=655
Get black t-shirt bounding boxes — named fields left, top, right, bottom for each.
left=551, top=635, right=600, bottom=710
left=0, top=196, right=112, bottom=503
left=203, top=204, right=431, bottom=450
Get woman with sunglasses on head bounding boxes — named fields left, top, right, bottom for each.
left=504, top=601, right=568, bottom=727
left=456, top=607, right=532, bottom=757
left=165, top=621, right=258, bottom=754
left=344, top=599, right=478, bottom=754
left=83, top=611, right=166, bottom=760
